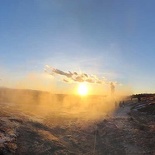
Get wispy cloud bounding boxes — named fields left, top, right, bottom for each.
left=45, top=65, right=112, bottom=84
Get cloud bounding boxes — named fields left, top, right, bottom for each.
left=45, top=65, right=112, bottom=85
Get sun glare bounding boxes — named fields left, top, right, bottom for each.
left=78, top=83, right=88, bottom=96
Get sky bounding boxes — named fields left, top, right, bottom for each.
left=0, top=0, right=155, bottom=94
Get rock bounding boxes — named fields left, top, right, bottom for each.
left=7, top=142, right=17, bottom=153
left=0, top=138, right=5, bottom=144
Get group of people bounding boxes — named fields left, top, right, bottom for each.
left=119, top=101, right=125, bottom=108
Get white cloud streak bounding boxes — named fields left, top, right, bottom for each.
left=44, top=65, right=112, bottom=84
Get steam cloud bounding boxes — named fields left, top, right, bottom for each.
left=45, top=65, right=109, bottom=84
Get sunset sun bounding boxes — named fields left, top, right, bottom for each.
left=77, top=83, right=88, bottom=96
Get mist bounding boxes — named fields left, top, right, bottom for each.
left=0, top=86, right=126, bottom=124
left=0, top=67, right=131, bottom=125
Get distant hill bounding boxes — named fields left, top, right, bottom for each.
left=131, top=93, right=155, bottom=102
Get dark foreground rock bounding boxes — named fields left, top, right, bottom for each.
left=130, top=102, right=155, bottom=154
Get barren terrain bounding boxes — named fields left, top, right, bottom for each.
left=0, top=89, right=155, bottom=155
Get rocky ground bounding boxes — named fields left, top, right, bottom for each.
left=0, top=100, right=155, bottom=155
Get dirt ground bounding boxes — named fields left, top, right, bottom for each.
left=0, top=100, right=155, bottom=155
